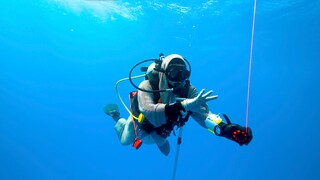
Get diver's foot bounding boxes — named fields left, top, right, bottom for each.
left=109, top=110, right=120, bottom=122
left=158, top=140, right=170, bottom=156
left=103, top=104, right=121, bottom=122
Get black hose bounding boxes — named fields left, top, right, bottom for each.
left=128, top=57, right=192, bottom=93
left=128, top=59, right=170, bottom=93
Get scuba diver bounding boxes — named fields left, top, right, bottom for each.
left=104, top=54, right=252, bottom=156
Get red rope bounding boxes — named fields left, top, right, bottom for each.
left=246, top=0, right=257, bottom=132
left=129, top=92, right=139, bottom=138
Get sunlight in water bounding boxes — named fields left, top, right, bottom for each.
left=49, top=0, right=143, bottom=20
left=48, top=0, right=306, bottom=21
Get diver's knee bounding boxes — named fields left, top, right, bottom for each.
left=120, top=137, right=134, bottom=145
left=114, top=118, right=135, bottom=145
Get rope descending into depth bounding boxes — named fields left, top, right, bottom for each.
left=172, top=1, right=257, bottom=179
left=245, top=0, right=257, bottom=132
left=172, top=127, right=183, bottom=180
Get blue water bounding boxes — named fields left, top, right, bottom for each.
left=1, top=0, right=320, bottom=179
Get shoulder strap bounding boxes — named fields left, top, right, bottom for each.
left=129, top=91, right=140, bottom=117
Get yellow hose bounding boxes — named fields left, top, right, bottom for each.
left=115, top=74, right=145, bottom=120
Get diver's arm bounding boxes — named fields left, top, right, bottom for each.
left=137, top=80, right=167, bottom=127
left=178, top=84, right=253, bottom=145
left=187, top=86, right=253, bottom=145
left=205, top=114, right=253, bottom=145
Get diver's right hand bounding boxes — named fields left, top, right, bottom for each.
left=181, top=89, right=218, bottom=113
left=214, top=114, right=253, bottom=146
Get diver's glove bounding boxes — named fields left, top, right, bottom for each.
left=165, top=102, right=185, bottom=118
left=214, top=114, right=253, bottom=146
left=165, top=102, right=190, bottom=127
left=181, top=89, right=218, bottom=113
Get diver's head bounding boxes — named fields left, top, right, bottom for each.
left=163, top=54, right=190, bottom=88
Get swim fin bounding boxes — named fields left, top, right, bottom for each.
left=103, top=104, right=120, bottom=122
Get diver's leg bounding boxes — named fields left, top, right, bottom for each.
left=104, top=104, right=135, bottom=145
left=152, top=133, right=170, bottom=156
left=114, top=117, right=135, bottom=145
left=158, top=140, right=170, bottom=156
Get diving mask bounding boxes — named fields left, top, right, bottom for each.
left=166, top=64, right=190, bottom=82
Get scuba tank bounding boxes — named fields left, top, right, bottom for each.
left=145, top=62, right=159, bottom=85
left=140, top=53, right=164, bottom=87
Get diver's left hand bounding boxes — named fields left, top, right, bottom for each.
left=181, top=89, right=218, bottom=113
